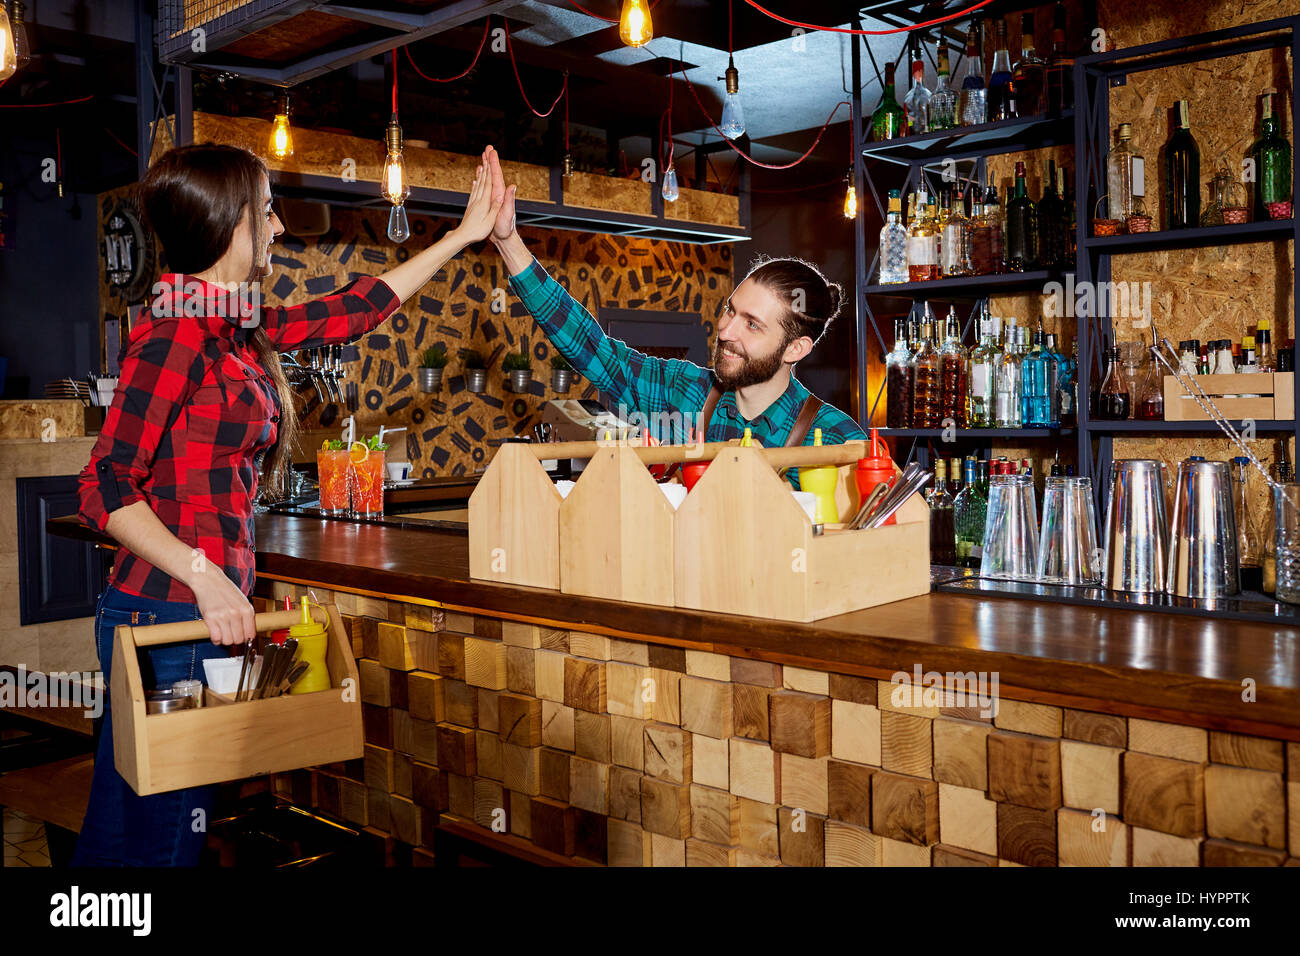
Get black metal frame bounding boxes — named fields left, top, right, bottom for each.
left=1072, top=14, right=1300, bottom=516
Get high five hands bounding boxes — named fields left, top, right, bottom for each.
left=454, top=145, right=508, bottom=244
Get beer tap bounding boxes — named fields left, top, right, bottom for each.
left=327, top=344, right=344, bottom=403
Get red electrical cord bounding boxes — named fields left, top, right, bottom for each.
left=391, top=49, right=398, bottom=114
left=567, top=0, right=666, bottom=24
left=564, top=74, right=571, bottom=152
left=403, top=20, right=490, bottom=83
left=679, top=61, right=848, bottom=171
left=0, top=93, right=93, bottom=108
left=740, top=0, right=996, bottom=35
left=503, top=21, right=568, bottom=117
left=105, top=126, right=137, bottom=157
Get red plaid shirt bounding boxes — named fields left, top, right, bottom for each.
left=79, top=272, right=399, bottom=602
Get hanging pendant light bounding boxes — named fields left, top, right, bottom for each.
left=719, top=55, right=745, bottom=139
left=0, top=2, right=18, bottom=83
left=268, top=91, right=294, bottom=160
left=618, top=0, right=653, bottom=48
left=662, top=164, right=679, bottom=202
left=382, top=116, right=411, bottom=243
left=843, top=168, right=857, bottom=219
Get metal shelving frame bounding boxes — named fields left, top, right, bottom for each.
left=1072, top=14, right=1300, bottom=514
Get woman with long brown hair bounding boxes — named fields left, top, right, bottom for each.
left=73, top=142, right=505, bottom=866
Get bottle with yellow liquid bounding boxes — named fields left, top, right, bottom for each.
left=289, top=598, right=331, bottom=695
left=799, top=428, right=840, bottom=524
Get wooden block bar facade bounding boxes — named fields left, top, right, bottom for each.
left=258, top=582, right=1300, bottom=867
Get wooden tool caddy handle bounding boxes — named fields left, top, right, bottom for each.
left=527, top=439, right=869, bottom=470
left=126, top=606, right=328, bottom=648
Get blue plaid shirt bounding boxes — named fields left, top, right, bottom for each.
left=507, top=260, right=866, bottom=489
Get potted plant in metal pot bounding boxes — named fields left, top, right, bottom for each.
left=550, top=354, right=574, bottom=392
left=417, top=344, right=449, bottom=392
left=503, top=348, right=533, bottom=392
left=462, top=349, right=487, bottom=394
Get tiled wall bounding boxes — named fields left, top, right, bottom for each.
left=260, top=581, right=1300, bottom=866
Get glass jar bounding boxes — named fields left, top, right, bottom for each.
left=1201, top=168, right=1250, bottom=226
left=1275, top=482, right=1300, bottom=604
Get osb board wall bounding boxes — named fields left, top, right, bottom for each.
left=259, top=583, right=1300, bottom=867
left=666, top=186, right=741, bottom=227
left=1100, top=0, right=1299, bottom=516
left=562, top=171, right=651, bottom=217
left=152, top=113, right=554, bottom=205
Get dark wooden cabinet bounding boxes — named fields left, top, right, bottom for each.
left=16, top=476, right=109, bottom=625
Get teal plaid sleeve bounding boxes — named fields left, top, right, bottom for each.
left=508, top=260, right=712, bottom=440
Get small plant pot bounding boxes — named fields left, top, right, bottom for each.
left=551, top=368, right=572, bottom=392
left=465, top=368, right=487, bottom=393
left=509, top=369, right=533, bottom=392
left=418, top=367, right=443, bottom=393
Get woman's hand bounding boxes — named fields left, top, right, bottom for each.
left=189, top=565, right=257, bottom=646
left=453, top=146, right=506, bottom=245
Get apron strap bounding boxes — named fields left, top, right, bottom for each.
left=784, top=396, right=824, bottom=448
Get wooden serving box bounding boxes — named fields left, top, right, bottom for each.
left=469, top=437, right=930, bottom=622
left=111, top=604, right=363, bottom=796
left=674, top=445, right=930, bottom=622
left=1163, top=372, right=1295, bottom=421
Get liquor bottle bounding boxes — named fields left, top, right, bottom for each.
left=939, top=306, right=969, bottom=427
left=994, top=320, right=1022, bottom=427
left=885, top=317, right=914, bottom=428
left=928, top=459, right=957, bottom=566
left=984, top=178, right=1006, bottom=271
left=903, top=36, right=932, bottom=135
left=1044, top=2, right=1074, bottom=114
left=930, top=41, right=958, bottom=130
left=1250, top=88, right=1293, bottom=221
left=878, top=188, right=909, bottom=284
left=1037, top=159, right=1069, bottom=268
left=911, top=315, right=942, bottom=428
left=871, top=62, right=907, bottom=141
left=1020, top=324, right=1058, bottom=427
left=907, top=188, right=940, bottom=281
left=959, top=20, right=987, bottom=126
left=1045, top=332, right=1064, bottom=427
left=1164, top=100, right=1201, bottom=229
left=948, top=457, right=963, bottom=496
left=1005, top=160, right=1038, bottom=271
left=1097, top=345, right=1130, bottom=419
left=967, top=310, right=998, bottom=427
left=1106, top=123, right=1142, bottom=223
left=954, top=457, right=988, bottom=568
left=987, top=18, right=1015, bottom=122
left=1011, top=12, right=1045, bottom=118
left=1057, top=335, right=1078, bottom=427
left=1058, top=165, right=1076, bottom=261
left=940, top=185, right=972, bottom=276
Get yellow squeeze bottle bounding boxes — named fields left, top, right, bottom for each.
left=740, top=427, right=753, bottom=447
left=288, top=598, right=331, bottom=695
left=800, top=427, right=840, bottom=524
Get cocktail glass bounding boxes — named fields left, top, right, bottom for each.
left=317, top=449, right=351, bottom=514
left=351, top=449, right=386, bottom=517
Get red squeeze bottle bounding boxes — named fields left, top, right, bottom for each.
left=270, top=595, right=292, bottom=646
left=855, top=428, right=897, bottom=527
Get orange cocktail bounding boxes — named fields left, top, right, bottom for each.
left=350, top=446, right=385, bottom=516
left=317, top=448, right=351, bottom=514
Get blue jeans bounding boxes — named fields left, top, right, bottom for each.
left=70, top=584, right=232, bottom=867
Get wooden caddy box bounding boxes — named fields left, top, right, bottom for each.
left=1163, top=372, right=1295, bottom=421
left=469, top=438, right=931, bottom=622
left=674, top=445, right=930, bottom=622
left=111, top=604, right=364, bottom=796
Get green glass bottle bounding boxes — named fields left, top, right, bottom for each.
left=1164, top=99, right=1201, bottom=229
left=871, top=62, right=907, bottom=141
left=1251, top=88, right=1293, bottom=220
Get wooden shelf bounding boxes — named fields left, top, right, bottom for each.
left=1082, top=219, right=1294, bottom=254
left=863, top=269, right=1061, bottom=300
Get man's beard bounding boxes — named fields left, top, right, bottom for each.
left=711, top=337, right=787, bottom=390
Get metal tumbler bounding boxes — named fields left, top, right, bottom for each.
left=1036, top=476, right=1101, bottom=584
left=980, top=474, right=1039, bottom=581
left=1165, top=458, right=1239, bottom=598
left=1103, top=459, right=1169, bottom=593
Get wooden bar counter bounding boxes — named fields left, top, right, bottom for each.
left=54, top=515, right=1300, bottom=866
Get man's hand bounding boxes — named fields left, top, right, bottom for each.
left=452, top=146, right=505, bottom=245
left=488, top=147, right=517, bottom=243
